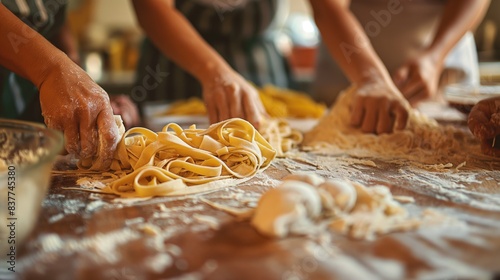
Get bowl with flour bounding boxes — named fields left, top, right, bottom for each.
left=0, top=119, right=63, bottom=263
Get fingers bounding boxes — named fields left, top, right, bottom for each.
left=360, top=101, right=378, bottom=134
left=205, top=91, right=218, bottom=125
left=110, top=95, right=141, bottom=128
left=399, top=71, right=423, bottom=104
left=204, top=77, right=264, bottom=128
left=226, top=83, right=243, bottom=120
left=350, top=94, right=365, bottom=127
left=350, top=96, right=381, bottom=134
left=392, top=101, right=409, bottom=131
left=79, top=110, right=98, bottom=159
left=63, top=124, right=80, bottom=155
left=395, top=61, right=437, bottom=106
left=392, top=66, right=409, bottom=88
left=399, top=74, right=430, bottom=106
left=93, top=108, right=120, bottom=170
left=376, top=100, right=394, bottom=134
left=242, top=88, right=264, bottom=129
left=350, top=94, right=409, bottom=134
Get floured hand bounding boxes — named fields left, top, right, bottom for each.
left=468, top=97, right=500, bottom=157
left=350, top=82, right=410, bottom=134
left=110, top=94, right=141, bottom=129
left=202, top=70, right=267, bottom=129
left=392, top=52, right=442, bottom=106
left=39, top=61, right=120, bottom=169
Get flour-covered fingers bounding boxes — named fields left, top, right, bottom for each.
left=79, top=111, right=98, bottom=159
left=360, top=102, right=378, bottom=134
left=226, top=83, right=243, bottom=119
left=63, top=123, right=80, bottom=155
left=376, top=100, right=394, bottom=134
left=93, top=108, right=120, bottom=170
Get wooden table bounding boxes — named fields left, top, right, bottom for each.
left=14, top=115, right=500, bottom=280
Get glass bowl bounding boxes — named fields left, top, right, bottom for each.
left=0, top=119, right=63, bottom=262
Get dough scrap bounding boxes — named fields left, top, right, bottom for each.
left=251, top=174, right=421, bottom=240
left=251, top=180, right=322, bottom=238
left=318, top=179, right=357, bottom=214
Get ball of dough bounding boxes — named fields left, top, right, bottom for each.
left=282, top=173, right=325, bottom=187
left=317, top=179, right=357, bottom=214
left=251, top=180, right=322, bottom=238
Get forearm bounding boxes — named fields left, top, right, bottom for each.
left=0, top=4, right=67, bottom=88
left=309, top=0, right=392, bottom=85
left=131, top=0, right=233, bottom=83
left=425, top=0, right=490, bottom=61
left=51, top=20, right=80, bottom=65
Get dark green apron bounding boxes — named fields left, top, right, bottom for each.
left=0, top=0, right=67, bottom=122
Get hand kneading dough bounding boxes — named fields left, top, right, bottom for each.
left=251, top=180, right=321, bottom=238
left=303, top=86, right=483, bottom=165
left=317, top=179, right=357, bottom=214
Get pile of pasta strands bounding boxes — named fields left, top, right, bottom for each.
left=259, top=118, right=303, bottom=157
left=78, top=118, right=276, bottom=197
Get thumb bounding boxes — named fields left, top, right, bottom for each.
left=392, top=66, right=409, bottom=88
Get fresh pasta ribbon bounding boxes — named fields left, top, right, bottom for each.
left=79, top=118, right=277, bottom=197
left=259, top=118, right=303, bottom=157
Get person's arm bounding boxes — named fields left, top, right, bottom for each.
left=468, top=97, right=500, bottom=157
left=0, top=4, right=119, bottom=169
left=393, top=0, right=490, bottom=105
left=131, top=0, right=266, bottom=128
left=309, top=0, right=409, bottom=134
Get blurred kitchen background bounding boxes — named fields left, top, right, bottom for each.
left=66, top=0, right=500, bottom=95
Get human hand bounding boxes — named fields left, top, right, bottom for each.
left=392, top=52, right=442, bottom=106
left=468, top=97, right=500, bottom=157
left=350, top=82, right=410, bottom=134
left=201, top=70, right=267, bottom=128
left=39, top=60, right=120, bottom=169
left=110, top=94, right=141, bottom=129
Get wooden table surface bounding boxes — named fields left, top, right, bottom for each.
left=14, top=116, right=500, bottom=280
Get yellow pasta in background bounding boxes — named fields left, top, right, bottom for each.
left=155, top=85, right=326, bottom=119
left=259, top=85, right=326, bottom=118
left=159, top=97, right=207, bottom=116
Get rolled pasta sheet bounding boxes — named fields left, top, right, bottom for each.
left=79, top=118, right=277, bottom=197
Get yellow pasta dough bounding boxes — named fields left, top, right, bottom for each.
left=78, top=118, right=276, bottom=197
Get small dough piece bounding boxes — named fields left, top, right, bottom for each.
left=251, top=180, right=321, bottom=238
left=282, top=173, right=325, bottom=187
left=317, top=179, right=357, bottom=214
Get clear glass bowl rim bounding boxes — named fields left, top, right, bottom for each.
left=0, top=118, right=64, bottom=178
